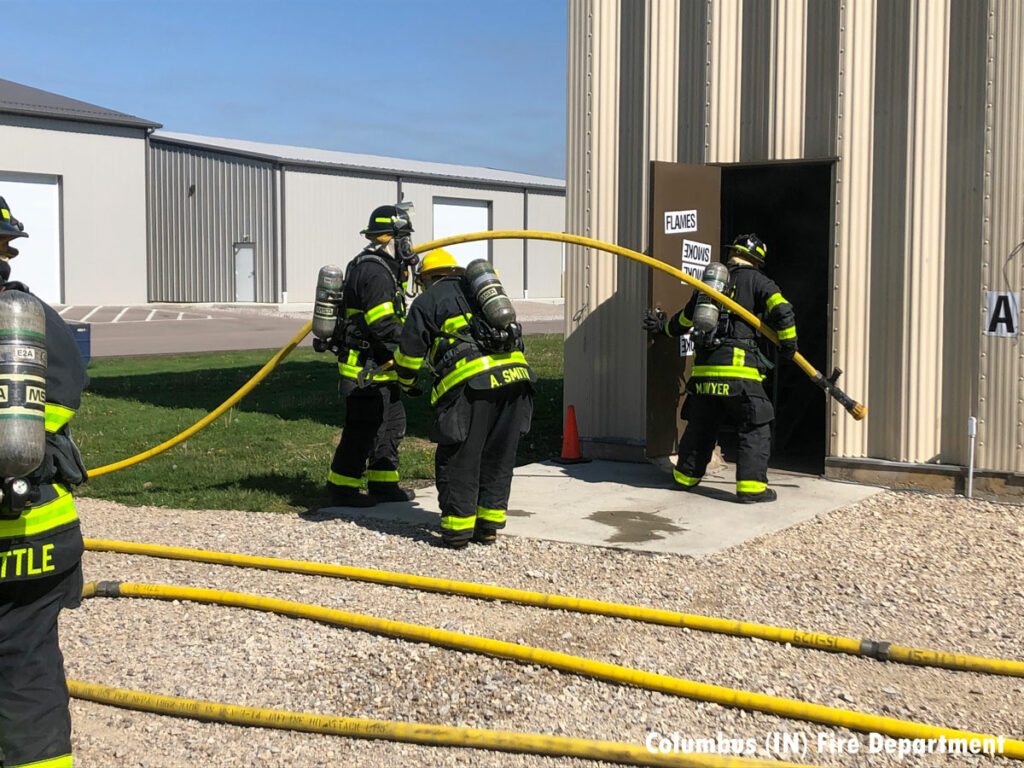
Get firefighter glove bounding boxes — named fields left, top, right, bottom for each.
left=642, top=308, right=667, bottom=335
left=780, top=339, right=798, bottom=359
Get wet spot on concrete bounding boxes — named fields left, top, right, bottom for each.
left=587, top=510, right=687, bottom=543
left=507, top=509, right=533, bottom=518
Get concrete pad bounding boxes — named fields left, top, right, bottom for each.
left=320, top=459, right=881, bottom=556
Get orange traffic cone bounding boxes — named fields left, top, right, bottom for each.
left=553, top=404, right=591, bottom=464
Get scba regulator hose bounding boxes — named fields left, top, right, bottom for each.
left=77, top=580, right=1022, bottom=761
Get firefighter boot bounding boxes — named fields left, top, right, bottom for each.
left=737, top=488, right=777, bottom=504
left=327, top=484, right=376, bottom=508
left=472, top=529, right=498, bottom=545
left=368, top=482, right=416, bottom=502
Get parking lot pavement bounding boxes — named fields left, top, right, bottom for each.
left=57, top=300, right=565, bottom=359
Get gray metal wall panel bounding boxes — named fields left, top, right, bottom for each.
left=740, top=0, right=772, bottom=160
left=617, top=0, right=646, bottom=253
left=677, top=0, right=709, bottom=163
left=525, top=190, right=566, bottom=298
left=804, top=0, right=839, bottom=157
left=940, top=0, right=986, bottom=464
left=978, top=0, right=1024, bottom=472
left=866, top=0, right=910, bottom=460
left=148, top=142, right=276, bottom=302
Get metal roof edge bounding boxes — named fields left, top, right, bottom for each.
left=0, top=104, right=161, bottom=131
left=149, top=132, right=565, bottom=193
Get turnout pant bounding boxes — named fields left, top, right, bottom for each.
left=434, top=384, right=533, bottom=543
left=329, top=383, right=406, bottom=491
left=0, top=563, right=83, bottom=768
left=674, top=390, right=774, bottom=498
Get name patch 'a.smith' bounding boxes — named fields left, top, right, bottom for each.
left=0, top=543, right=56, bottom=579
left=489, top=366, right=531, bottom=388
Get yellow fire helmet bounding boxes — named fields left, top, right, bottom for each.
left=418, top=248, right=463, bottom=278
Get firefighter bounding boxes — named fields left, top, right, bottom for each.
left=0, top=196, right=89, bottom=768
left=643, top=233, right=798, bottom=503
left=395, top=249, right=534, bottom=549
left=325, top=204, right=417, bottom=507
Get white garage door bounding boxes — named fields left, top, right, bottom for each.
left=432, top=197, right=490, bottom=268
left=0, top=173, right=61, bottom=304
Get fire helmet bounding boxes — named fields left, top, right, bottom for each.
left=725, top=233, right=767, bottom=266
left=362, top=204, right=414, bottom=238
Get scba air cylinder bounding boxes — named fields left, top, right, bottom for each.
left=312, top=265, right=344, bottom=340
left=465, top=259, right=516, bottom=330
left=691, top=261, right=730, bottom=333
left=0, top=290, right=47, bottom=477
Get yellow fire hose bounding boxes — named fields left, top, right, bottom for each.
left=84, top=229, right=864, bottom=477
left=82, top=538, right=1024, bottom=679
left=66, top=684, right=800, bottom=768
left=80, top=581, right=1021, bottom=760
left=86, top=320, right=313, bottom=478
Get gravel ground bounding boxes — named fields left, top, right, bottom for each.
left=63, top=489, right=1024, bottom=767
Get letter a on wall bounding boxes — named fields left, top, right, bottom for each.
left=984, top=291, right=1020, bottom=337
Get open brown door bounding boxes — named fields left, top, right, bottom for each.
left=646, top=161, right=722, bottom=457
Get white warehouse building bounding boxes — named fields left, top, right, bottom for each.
left=0, top=78, right=566, bottom=306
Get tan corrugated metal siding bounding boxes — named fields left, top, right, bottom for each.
left=148, top=141, right=277, bottom=302
left=567, top=0, right=1021, bottom=472
left=979, top=0, right=1024, bottom=472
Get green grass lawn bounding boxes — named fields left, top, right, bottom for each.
left=74, top=335, right=564, bottom=514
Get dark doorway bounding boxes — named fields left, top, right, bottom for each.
left=719, top=161, right=834, bottom=474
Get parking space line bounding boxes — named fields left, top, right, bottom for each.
left=58, top=306, right=73, bottom=316
left=145, top=309, right=157, bottom=321
left=80, top=306, right=102, bottom=322
left=112, top=307, right=130, bottom=323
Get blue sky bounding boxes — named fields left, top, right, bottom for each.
left=6, top=0, right=567, bottom=178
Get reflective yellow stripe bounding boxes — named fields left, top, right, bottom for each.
left=45, top=403, right=75, bottom=432
left=365, top=302, right=395, bottom=324
left=476, top=506, right=506, bottom=523
left=374, top=217, right=392, bottom=222
left=366, top=469, right=399, bottom=483
left=431, top=352, right=529, bottom=404
left=732, top=348, right=745, bottom=368
left=12, top=754, right=74, bottom=768
left=327, top=471, right=361, bottom=488
left=398, top=375, right=416, bottom=387
left=673, top=469, right=701, bottom=487
left=691, top=365, right=764, bottom=381
left=441, top=514, right=476, bottom=531
left=737, top=480, right=767, bottom=494
left=338, top=363, right=398, bottom=382
left=777, top=325, right=797, bottom=340
left=346, top=307, right=361, bottom=317
left=394, top=349, right=423, bottom=370
left=442, top=314, right=471, bottom=334
left=765, top=293, right=788, bottom=311
left=0, top=486, right=77, bottom=538
left=678, top=315, right=693, bottom=328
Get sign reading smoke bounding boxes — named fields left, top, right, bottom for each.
left=680, top=239, right=712, bottom=280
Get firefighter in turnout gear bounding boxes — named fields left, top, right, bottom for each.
left=0, top=196, right=89, bottom=768
left=324, top=204, right=418, bottom=507
left=644, top=233, right=798, bottom=503
left=395, top=249, right=534, bottom=549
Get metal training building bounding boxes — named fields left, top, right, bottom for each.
left=564, top=0, right=1023, bottom=495
left=0, top=78, right=566, bottom=307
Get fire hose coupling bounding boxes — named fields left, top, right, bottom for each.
left=94, top=580, right=124, bottom=598
left=859, top=639, right=892, bottom=661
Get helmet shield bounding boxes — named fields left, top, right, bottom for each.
left=0, top=197, right=28, bottom=241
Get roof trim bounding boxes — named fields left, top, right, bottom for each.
left=0, top=78, right=161, bottom=130
left=150, top=131, right=565, bottom=193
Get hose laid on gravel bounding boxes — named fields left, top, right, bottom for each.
left=67, top=679, right=802, bottom=768
left=81, top=580, right=1024, bottom=760
left=83, top=538, right=1024, bottom=679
